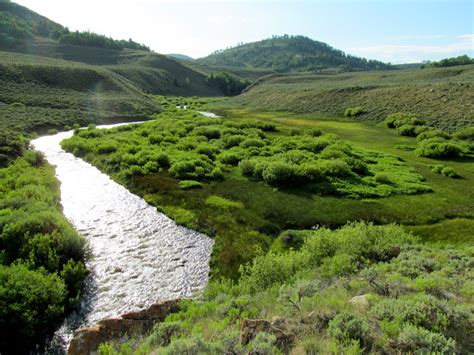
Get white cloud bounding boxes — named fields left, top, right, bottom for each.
left=350, top=34, right=474, bottom=63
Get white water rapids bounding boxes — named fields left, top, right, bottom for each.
left=31, top=121, right=213, bottom=352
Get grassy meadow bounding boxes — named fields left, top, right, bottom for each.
left=203, top=102, right=474, bottom=242
left=59, top=96, right=473, bottom=353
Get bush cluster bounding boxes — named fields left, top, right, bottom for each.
left=62, top=110, right=430, bottom=198
left=431, top=164, right=461, bottom=178
left=0, top=153, right=88, bottom=353
left=344, top=106, right=364, bottom=117
left=384, top=112, right=473, bottom=159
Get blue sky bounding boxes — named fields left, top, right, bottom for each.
left=15, top=0, right=474, bottom=63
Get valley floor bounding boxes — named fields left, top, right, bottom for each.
left=210, top=106, right=474, bottom=244
left=59, top=97, right=473, bottom=353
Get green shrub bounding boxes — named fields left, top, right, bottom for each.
left=147, top=321, right=183, bottom=347
left=395, top=325, right=456, bottom=353
left=196, top=144, right=219, bottom=157
left=208, top=166, right=224, bottom=180
left=431, top=164, right=444, bottom=174
left=223, top=134, right=246, bottom=148
left=320, top=253, right=356, bottom=277
left=125, top=164, right=144, bottom=177
left=178, top=180, right=203, bottom=190
left=97, top=142, right=118, bottom=154
left=397, top=124, right=417, bottom=137
left=308, top=127, right=323, bottom=137
left=344, top=107, right=365, bottom=117
left=218, top=152, right=241, bottom=166
left=262, top=162, right=294, bottom=184
left=60, top=259, right=88, bottom=309
left=240, top=223, right=412, bottom=293
left=328, top=312, right=370, bottom=344
left=256, top=122, right=277, bottom=132
left=148, top=134, right=163, bottom=144
left=440, top=166, right=461, bottom=178
left=416, top=128, right=451, bottom=141
left=415, top=138, right=466, bottom=159
left=193, top=126, right=221, bottom=140
left=240, top=138, right=266, bottom=148
left=453, top=126, right=474, bottom=141
left=414, top=125, right=431, bottom=135
left=318, top=159, right=351, bottom=177
left=371, top=294, right=469, bottom=334
left=156, top=152, right=171, bottom=168
left=385, top=113, right=424, bottom=129
left=239, top=159, right=256, bottom=176
left=0, top=263, right=66, bottom=353
left=143, top=161, right=159, bottom=173
left=169, top=161, right=203, bottom=179
left=162, top=206, right=196, bottom=226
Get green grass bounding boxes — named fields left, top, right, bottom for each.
left=229, top=65, right=474, bottom=131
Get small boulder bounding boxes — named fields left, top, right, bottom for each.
left=349, top=294, right=371, bottom=311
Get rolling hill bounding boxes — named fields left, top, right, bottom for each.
left=230, top=65, right=474, bottom=131
left=0, top=1, right=222, bottom=135
left=198, top=35, right=391, bottom=73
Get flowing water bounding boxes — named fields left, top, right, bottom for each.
left=31, top=122, right=213, bottom=352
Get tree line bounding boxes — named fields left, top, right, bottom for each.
left=421, top=55, right=474, bottom=69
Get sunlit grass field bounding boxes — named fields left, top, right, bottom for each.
left=208, top=106, right=474, bottom=236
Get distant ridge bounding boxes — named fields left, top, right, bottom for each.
left=167, top=53, right=194, bottom=61
left=198, top=34, right=391, bottom=72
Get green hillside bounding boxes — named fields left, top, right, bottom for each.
left=0, top=0, right=148, bottom=53
left=198, top=35, right=391, bottom=73
left=0, top=1, right=223, bottom=136
left=231, top=65, right=474, bottom=131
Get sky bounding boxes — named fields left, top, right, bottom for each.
left=14, top=0, right=474, bottom=63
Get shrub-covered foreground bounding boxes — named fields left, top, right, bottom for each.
left=62, top=110, right=431, bottom=198
left=99, top=222, right=474, bottom=354
left=0, top=152, right=88, bottom=353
